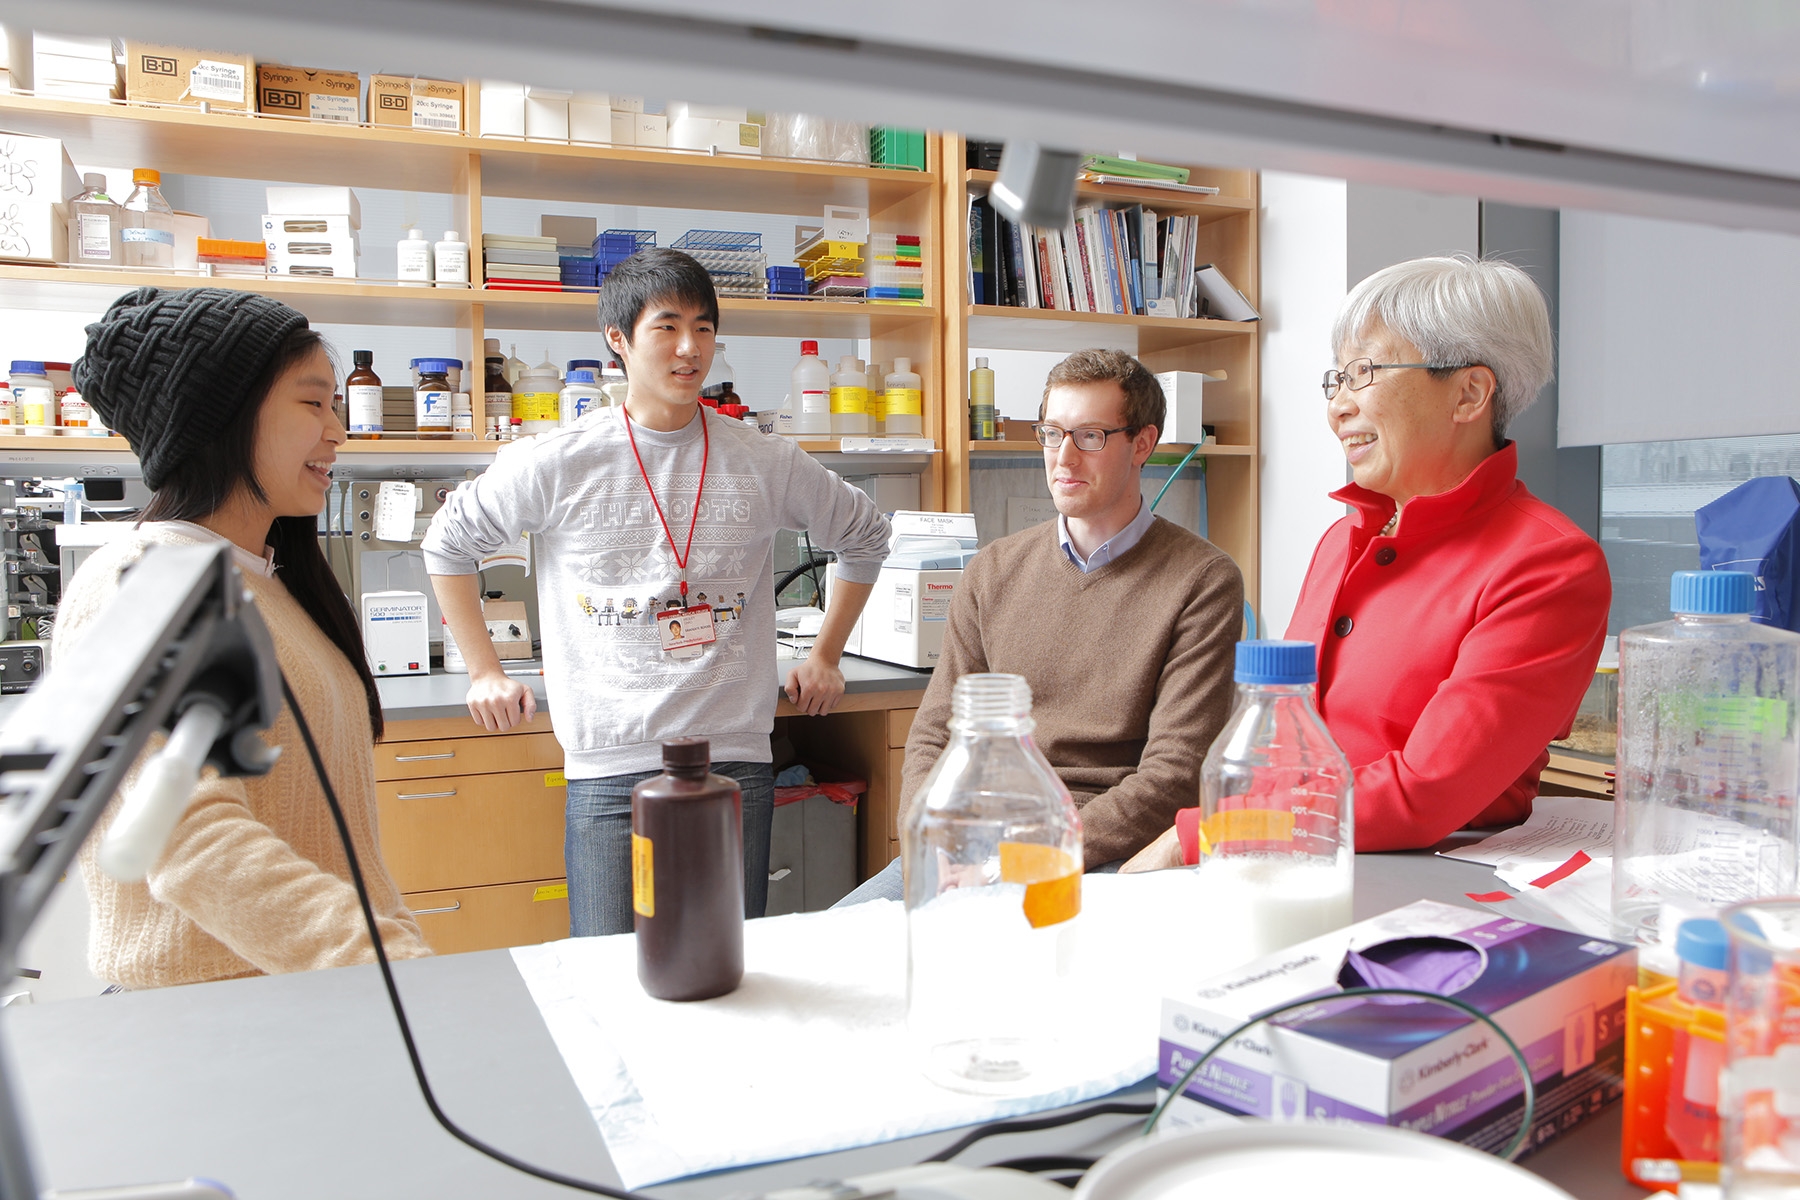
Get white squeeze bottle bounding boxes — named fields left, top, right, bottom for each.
left=397, top=228, right=433, bottom=287
left=884, top=358, right=923, bottom=437
left=433, top=230, right=469, bottom=287
left=1195, top=640, right=1354, bottom=961
left=866, top=361, right=888, bottom=434
left=830, top=356, right=870, bottom=435
left=790, top=339, right=831, bottom=436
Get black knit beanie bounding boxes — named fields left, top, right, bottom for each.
left=73, top=287, right=311, bottom=490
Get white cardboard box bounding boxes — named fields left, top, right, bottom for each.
left=1154, top=370, right=1216, bottom=444
left=524, top=87, right=571, bottom=141
left=477, top=80, right=526, bottom=138
left=262, top=213, right=357, bottom=239
left=609, top=109, right=635, bottom=146
left=171, top=211, right=209, bottom=270
left=267, top=231, right=359, bottom=279
left=31, top=52, right=120, bottom=85
left=265, top=185, right=361, bottom=226
left=32, top=34, right=113, bottom=60
left=668, top=100, right=748, bottom=123
left=634, top=112, right=667, bottom=147
left=669, top=116, right=761, bottom=155
left=569, top=100, right=611, bottom=144
left=610, top=94, right=645, bottom=113
left=0, top=133, right=80, bottom=263
left=361, top=590, right=429, bottom=676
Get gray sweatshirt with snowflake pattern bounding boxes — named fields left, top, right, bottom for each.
left=422, top=406, right=892, bottom=778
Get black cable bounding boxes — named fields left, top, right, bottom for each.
left=774, top=557, right=834, bottom=600
left=281, top=673, right=650, bottom=1199
left=1145, top=986, right=1537, bottom=1162
left=922, top=1101, right=1154, bottom=1164
left=983, top=1156, right=1097, bottom=1174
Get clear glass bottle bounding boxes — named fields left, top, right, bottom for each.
left=120, top=168, right=175, bottom=270
left=904, top=672, right=1083, bottom=1094
left=1196, top=640, right=1354, bottom=959
left=1613, top=571, right=1800, bottom=977
left=66, top=173, right=123, bottom=267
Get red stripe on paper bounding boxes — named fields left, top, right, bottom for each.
left=1529, top=850, right=1593, bottom=889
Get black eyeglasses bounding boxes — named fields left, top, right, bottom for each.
left=1322, top=358, right=1479, bottom=400
left=1032, top=423, right=1136, bottom=451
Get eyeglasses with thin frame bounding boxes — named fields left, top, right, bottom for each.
left=1032, top=423, right=1137, bottom=452
left=1322, top=358, right=1479, bottom=400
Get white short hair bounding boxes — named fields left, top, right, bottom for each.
left=1332, top=255, right=1554, bottom=441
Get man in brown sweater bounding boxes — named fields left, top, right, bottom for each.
left=838, top=349, right=1243, bottom=903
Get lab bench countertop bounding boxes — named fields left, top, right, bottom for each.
left=374, top=651, right=933, bottom=723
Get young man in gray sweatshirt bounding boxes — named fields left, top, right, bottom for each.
left=424, top=249, right=892, bottom=936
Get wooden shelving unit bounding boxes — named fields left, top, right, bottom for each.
left=941, top=136, right=1262, bottom=609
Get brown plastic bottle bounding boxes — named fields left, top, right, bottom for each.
left=484, top=354, right=511, bottom=432
left=632, top=737, right=744, bottom=1001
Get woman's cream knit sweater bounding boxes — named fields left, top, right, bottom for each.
left=58, top=523, right=430, bottom=988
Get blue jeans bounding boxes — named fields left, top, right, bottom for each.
left=565, top=761, right=774, bottom=937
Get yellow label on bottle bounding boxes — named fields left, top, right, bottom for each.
left=1202, top=808, right=1296, bottom=846
left=998, top=842, right=1081, bottom=929
left=830, top=384, right=869, bottom=415
left=512, top=390, right=560, bottom=422
left=632, top=832, right=654, bottom=917
left=866, top=388, right=885, bottom=419
left=885, top=386, right=922, bottom=417
left=544, top=769, right=566, bottom=788
left=532, top=883, right=569, bottom=902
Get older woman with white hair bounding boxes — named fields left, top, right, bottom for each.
left=1127, top=255, right=1610, bottom=862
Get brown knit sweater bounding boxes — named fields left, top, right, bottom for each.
left=58, top=524, right=429, bottom=988
left=900, top=517, right=1243, bottom=867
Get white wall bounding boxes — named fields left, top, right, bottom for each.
left=1259, top=172, right=1349, bottom=636
left=1347, top=183, right=1480, bottom=288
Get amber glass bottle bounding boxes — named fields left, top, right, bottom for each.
left=631, top=737, right=744, bottom=1001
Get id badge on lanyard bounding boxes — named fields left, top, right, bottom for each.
left=625, top=406, right=715, bottom=660
left=657, top=604, right=716, bottom=660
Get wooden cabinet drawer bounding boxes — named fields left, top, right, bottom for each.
left=887, top=746, right=906, bottom=839
left=377, top=769, right=567, bottom=893
left=404, top=878, right=570, bottom=956
left=374, top=731, right=563, bottom=781
left=887, top=707, right=917, bottom=748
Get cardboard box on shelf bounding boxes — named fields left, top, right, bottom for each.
left=610, top=95, right=645, bottom=114
left=33, top=80, right=120, bottom=103
left=264, top=186, right=360, bottom=226
left=477, top=80, right=525, bottom=138
left=609, top=110, right=634, bottom=146
left=1154, top=371, right=1217, bottom=444
left=0, top=133, right=81, bottom=264
left=266, top=232, right=359, bottom=279
left=634, top=113, right=667, bottom=148
left=124, top=43, right=255, bottom=111
left=483, top=600, right=532, bottom=660
left=31, top=53, right=120, bottom=87
left=524, top=87, right=571, bottom=142
left=568, top=99, right=611, bottom=144
left=256, top=64, right=360, bottom=123
left=669, top=116, right=761, bottom=155
left=369, top=74, right=463, bottom=132
left=171, top=211, right=210, bottom=271
left=262, top=213, right=357, bottom=240
left=667, top=101, right=749, bottom=123
left=32, top=34, right=114, bottom=60
left=540, top=214, right=597, bottom=249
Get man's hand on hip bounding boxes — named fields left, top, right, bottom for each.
left=465, top=670, right=536, bottom=732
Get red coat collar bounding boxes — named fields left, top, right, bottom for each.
left=1330, top=442, right=1520, bottom=538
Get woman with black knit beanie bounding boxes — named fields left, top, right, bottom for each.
left=59, top=287, right=430, bottom=988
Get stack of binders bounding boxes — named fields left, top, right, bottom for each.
left=483, top=233, right=561, bottom=291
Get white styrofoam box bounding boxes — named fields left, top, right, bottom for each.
left=823, top=204, right=869, bottom=242
left=610, top=94, right=645, bottom=113
left=478, top=80, right=526, bottom=138
left=31, top=52, right=119, bottom=85
left=361, top=590, right=429, bottom=676
left=264, top=185, right=361, bottom=226
left=667, top=100, right=748, bottom=123
left=635, top=112, right=666, bottom=147
left=610, top=109, right=635, bottom=146
left=569, top=100, right=611, bottom=144
left=262, top=213, right=356, bottom=240
left=0, top=133, right=81, bottom=263
left=32, top=79, right=118, bottom=101
left=524, top=88, right=571, bottom=141
left=1154, top=371, right=1216, bottom=443
left=32, top=34, right=113, bottom=60
left=669, top=116, right=760, bottom=155
left=171, top=211, right=209, bottom=271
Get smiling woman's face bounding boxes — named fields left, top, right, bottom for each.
left=251, top=346, right=343, bottom=518
left=1328, top=323, right=1481, bottom=506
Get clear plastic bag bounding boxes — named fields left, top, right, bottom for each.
left=763, top=113, right=869, bottom=163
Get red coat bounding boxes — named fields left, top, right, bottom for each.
left=1285, top=443, right=1610, bottom=851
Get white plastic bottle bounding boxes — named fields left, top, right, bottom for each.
left=10, top=361, right=55, bottom=436
left=514, top=355, right=562, bottom=434
left=1195, top=640, right=1355, bottom=960
left=66, top=173, right=123, bottom=267
left=120, top=168, right=175, bottom=269
left=830, top=356, right=871, bottom=435
left=884, top=357, right=924, bottom=437
left=397, top=228, right=433, bottom=287
left=58, top=389, right=93, bottom=435
left=600, top=360, right=629, bottom=408
left=866, top=361, right=888, bottom=434
left=904, top=673, right=1083, bottom=1094
left=790, top=340, right=831, bottom=436
left=560, top=369, right=605, bottom=426
left=434, top=230, right=469, bottom=287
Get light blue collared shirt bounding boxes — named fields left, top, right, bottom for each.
left=1057, top=498, right=1155, bottom=573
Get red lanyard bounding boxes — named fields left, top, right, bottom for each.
left=624, top=407, right=709, bottom=604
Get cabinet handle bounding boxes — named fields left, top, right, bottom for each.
left=395, top=789, right=457, bottom=800
left=393, top=751, right=456, bottom=762
left=412, top=901, right=462, bottom=915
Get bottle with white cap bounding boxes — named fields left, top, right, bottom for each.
left=434, top=230, right=469, bottom=287
left=66, top=173, right=123, bottom=267
left=830, top=356, right=870, bottom=435
left=884, top=358, right=923, bottom=437
left=397, top=228, right=433, bottom=287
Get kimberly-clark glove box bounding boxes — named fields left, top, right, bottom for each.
left=1157, top=900, right=1635, bottom=1160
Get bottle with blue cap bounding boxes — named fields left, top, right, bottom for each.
left=1662, top=917, right=1728, bottom=1163
left=1197, top=639, right=1354, bottom=958
left=560, top=369, right=605, bottom=426
left=1613, top=571, right=1800, bottom=976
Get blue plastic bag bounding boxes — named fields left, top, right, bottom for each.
left=1695, top=475, right=1800, bottom=631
